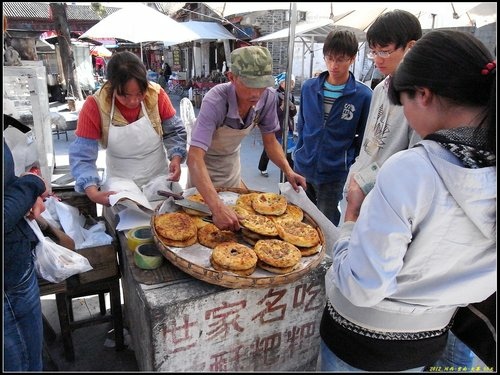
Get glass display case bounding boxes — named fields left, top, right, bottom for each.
left=4, top=61, right=54, bottom=182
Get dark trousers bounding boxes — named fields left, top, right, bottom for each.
left=258, top=149, right=294, bottom=172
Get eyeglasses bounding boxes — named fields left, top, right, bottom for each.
left=367, top=48, right=400, bottom=59
left=323, top=55, right=352, bottom=64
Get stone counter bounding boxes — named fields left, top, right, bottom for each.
left=117, top=232, right=331, bottom=372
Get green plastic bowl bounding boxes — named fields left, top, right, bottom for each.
left=134, top=243, right=163, bottom=270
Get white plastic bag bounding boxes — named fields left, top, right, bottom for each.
left=26, top=218, right=93, bottom=283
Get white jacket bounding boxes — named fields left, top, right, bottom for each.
left=326, top=140, right=496, bottom=332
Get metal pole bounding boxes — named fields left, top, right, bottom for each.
left=280, top=2, right=297, bottom=183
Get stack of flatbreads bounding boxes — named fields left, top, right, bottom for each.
left=154, top=191, right=322, bottom=276
left=154, top=212, right=197, bottom=247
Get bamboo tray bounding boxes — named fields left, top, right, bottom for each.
left=151, top=188, right=326, bottom=289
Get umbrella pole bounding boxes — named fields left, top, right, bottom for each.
left=280, top=2, right=297, bottom=184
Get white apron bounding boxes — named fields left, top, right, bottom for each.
left=103, top=96, right=168, bottom=189
left=187, top=109, right=261, bottom=188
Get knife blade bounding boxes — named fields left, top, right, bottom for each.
left=173, top=199, right=212, bottom=215
left=157, top=190, right=212, bottom=215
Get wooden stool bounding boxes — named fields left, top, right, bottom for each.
left=56, top=275, right=124, bottom=361
left=38, top=241, right=125, bottom=361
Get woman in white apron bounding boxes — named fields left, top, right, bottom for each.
left=69, top=51, right=187, bottom=207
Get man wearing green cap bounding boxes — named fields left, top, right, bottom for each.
left=187, top=45, right=306, bottom=231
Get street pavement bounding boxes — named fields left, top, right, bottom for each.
left=42, top=93, right=285, bottom=371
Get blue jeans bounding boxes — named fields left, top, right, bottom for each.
left=431, top=331, right=477, bottom=371
left=3, top=266, right=43, bottom=371
left=318, top=339, right=425, bottom=372
left=305, top=181, right=344, bottom=226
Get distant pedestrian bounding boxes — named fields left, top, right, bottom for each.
left=258, top=72, right=297, bottom=177
left=163, top=62, right=172, bottom=83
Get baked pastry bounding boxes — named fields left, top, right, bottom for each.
left=155, top=212, right=197, bottom=241
left=240, top=227, right=278, bottom=246
left=239, top=213, right=278, bottom=237
left=210, top=255, right=256, bottom=276
left=190, top=215, right=211, bottom=229
left=257, top=260, right=302, bottom=274
left=254, top=239, right=302, bottom=268
left=198, top=223, right=238, bottom=249
left=297, top=243, right=322, bottom=257
left=271, top=204, right=304, bottom=224
left=235, top=193, right=258, bottom=215
left=230, top=205, right=252, bottom=219
left=211, top=242, right=257, bottom=271
left=275, top=221, right=320, bottom=248
left=251, top=192, right=287, bottom=216
left=157, top=233, right=197, bottom=248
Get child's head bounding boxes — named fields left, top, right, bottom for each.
left=275, top=72, right=295, bottom=89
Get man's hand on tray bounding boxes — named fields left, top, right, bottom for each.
left=211, top=202, right=241, bottom=232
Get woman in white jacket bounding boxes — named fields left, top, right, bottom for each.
left=318, top=30, right=496, bottom=372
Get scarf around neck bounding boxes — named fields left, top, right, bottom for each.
left=425, top=127, right=495, bottom=168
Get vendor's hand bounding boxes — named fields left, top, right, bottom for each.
left=211, top=203, right=241, bottom=232
left=167, top=157, right=182, bottom=182
left=85, top=186, right=117, bottom=207
left=26, top=196, right=46, bottom=220
left=344, top=175, right=366, bottom=222
left=285, top=171, right=307, bottom=193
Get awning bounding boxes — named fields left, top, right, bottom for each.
left=163, top=21, right=236, bottom=46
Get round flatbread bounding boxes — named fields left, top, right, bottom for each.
left=275, top=221, right=320, bottom=248
left=254, top=239, right=302, bottom=268
left=239, top=213, right=278, bottom=237
left=198, top=223, right=238, bottom=249
left=257, top=259, right=302, bottom=274
left=211, top=242, right=258, bottom=271
left=210, top=255, right=256, bottom=276
left=155, top=212, right=197, bottom=241
left=190, top=215, right=211, bottom=229
left=297, top=243, right=322, bottom=257
left=230, top=205, right=252, bottom=219
left=271, top=204, right=304, bottom=224
left=157, top=233, right=197, bottom=248
left=235, top=193, right=258, bottom=215
left=252, top=192, right=287, bottom=216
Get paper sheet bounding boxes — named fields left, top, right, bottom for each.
left=115, top=206, right=152, bottom=231
left=279, top=182, right=339, bottom=259
left=105, top=177, right=184, bottom=231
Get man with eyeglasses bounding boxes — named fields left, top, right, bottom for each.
left=341, top=9, right=422, bottom=222
left=293, top=29, right=372, bottom=226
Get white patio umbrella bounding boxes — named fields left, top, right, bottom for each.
left=79, top=4, right=199, bottom=59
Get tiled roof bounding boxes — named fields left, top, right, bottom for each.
left=3, top=2, right=122, bottom=21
